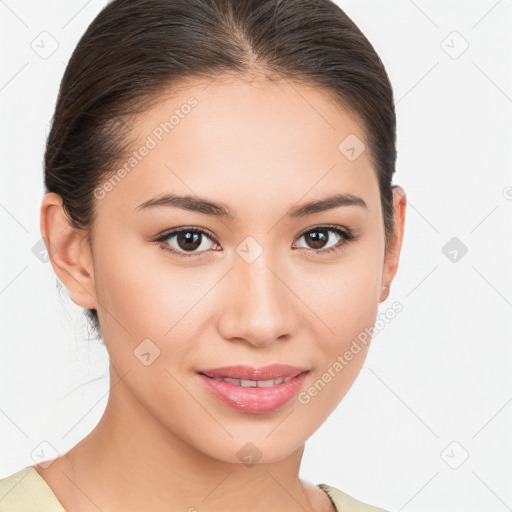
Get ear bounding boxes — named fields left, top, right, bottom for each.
left=380, top=186, right=407, bottom=303
left=39, top=192, right=97, bottom=309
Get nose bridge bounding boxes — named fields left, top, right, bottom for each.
left=217, top=245, right=297, bottom=346
left=241, top=254, right=281, bottom=308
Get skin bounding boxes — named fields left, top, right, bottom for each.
left=36, top=74, right=406, bottom=512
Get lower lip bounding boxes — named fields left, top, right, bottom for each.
left=198, top=372, right=309, bottom=414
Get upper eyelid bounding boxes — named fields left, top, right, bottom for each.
left=156, top=224, right=351, bottom=248
left=296, top=224, right=349, bottom=237
left=156, top=225, right=218, bottom=242
left=157, top=224, right=349, bottom=239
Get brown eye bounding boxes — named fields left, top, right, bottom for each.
left=303, top=228, right=331, bottom=249
left=156, top=227, right=219, bottom=258
left=294, top=225, right=355, bottom=255
left=175, top=230, right=202, bottom=251
left=155, top=224, right=356, bottom=259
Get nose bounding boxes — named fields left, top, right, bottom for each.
left=216, top=254, right=298, bottom=348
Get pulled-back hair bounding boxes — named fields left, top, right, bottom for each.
left=44, top=0, right=397, bottom=337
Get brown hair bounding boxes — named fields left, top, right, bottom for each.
left=44, top=0, right=397, bottom=337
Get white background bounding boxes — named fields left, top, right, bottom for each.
left=1, top=1, right=511, bottom=511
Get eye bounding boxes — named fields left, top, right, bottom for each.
left=154, top=226, right=219, bottom=258
left=154, top=224, right=356, bottom=259
left=293, top=225, right=356, bottom=256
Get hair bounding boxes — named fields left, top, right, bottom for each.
left=44, top=0, right=397, bottom=338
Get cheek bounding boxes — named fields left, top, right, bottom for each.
left=301, top=244, right=382, bottom=340
left=91, top=234, right=222, bottom=378
left=93, top=235, right=200, bottom=338
left=91, top=241, right=201, bottom=398
left=298, top=239, right=382, bottom=403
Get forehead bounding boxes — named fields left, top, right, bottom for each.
left=97, top=74, right=380, bottom=221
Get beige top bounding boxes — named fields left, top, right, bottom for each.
left=0, top=466, right=389, bottom=511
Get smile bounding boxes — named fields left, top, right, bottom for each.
left=209, top=376, right=295, bottom=387
left=196, top=364, right=310, bottom=414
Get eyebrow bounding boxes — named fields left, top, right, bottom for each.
left=135, top=192, right=367, bottom=219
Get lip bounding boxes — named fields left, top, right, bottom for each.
left=197, top=364, right=308, bottom=380
left=196, top=364, right=310, bottom=414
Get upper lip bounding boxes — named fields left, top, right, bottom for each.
left=197, top=364, right=309, bottom=381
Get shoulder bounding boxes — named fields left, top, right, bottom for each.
left=0, top=466, right=65, bottom=512
left=318, top=483, right=392, bottom=512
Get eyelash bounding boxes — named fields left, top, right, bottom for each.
left=154, top=224, right=356, bottom=259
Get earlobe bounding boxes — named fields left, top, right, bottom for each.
left=379, top=186, right=407, bottom=303
left=380, top=282, right=391, bottom=302
left=39, top=192, right=97, bottom=309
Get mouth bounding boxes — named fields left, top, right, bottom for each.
left=202, top=375, right=297, bottom=388
left=196, top=364, right=310, bottom=414
left=197, top=363, right=309, bottom=381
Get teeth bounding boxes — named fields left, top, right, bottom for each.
left=211, top=375, right=294, bottom=387
left=223, top=378, right=240, bottom=385
left=257, top=379, right=278, bottom=388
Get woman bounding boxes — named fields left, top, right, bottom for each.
left=0, top=0, right=406, bottom=510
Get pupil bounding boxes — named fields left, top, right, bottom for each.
left=175, top=229, right=330, bottom=252
left=178, top=231, right=201, bottom=251
left=307, top=229, right=327, bottom=249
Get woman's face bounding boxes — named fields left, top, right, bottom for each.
left=60, top=75, right=403, bottom=464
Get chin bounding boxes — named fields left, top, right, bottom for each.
left=188, top=426, right=307, bottom=466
